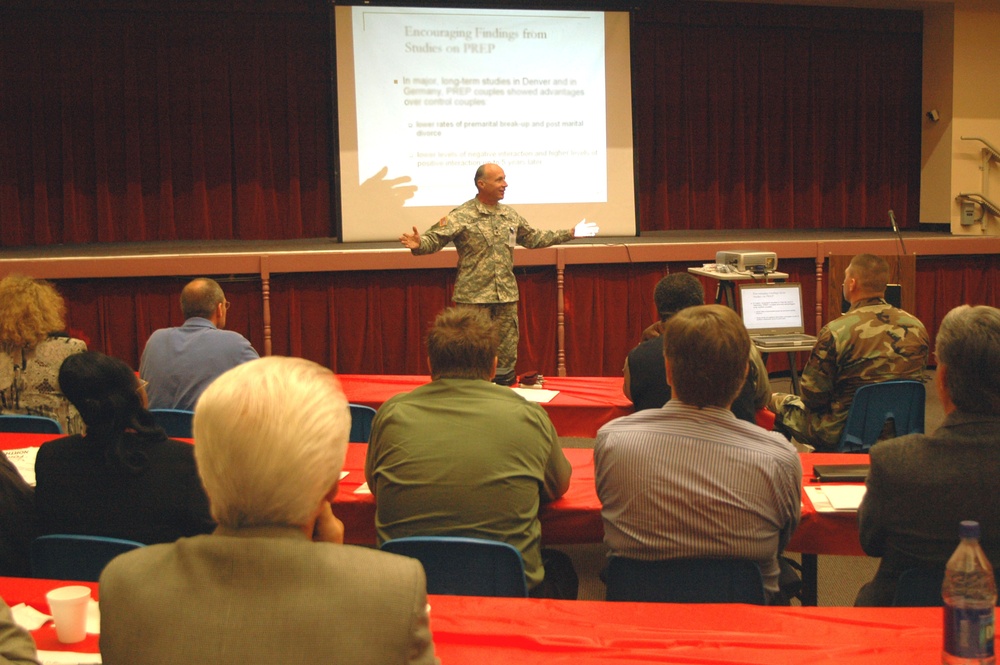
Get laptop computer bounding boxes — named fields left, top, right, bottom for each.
left=738, top=283, right=818, bottom=348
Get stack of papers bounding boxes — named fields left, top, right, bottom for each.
left=804, top=485, right=866, bottom=513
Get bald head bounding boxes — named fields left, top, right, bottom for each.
left=474, top=163, right=507, bottom=206
left=181, top=278, right=226, bottom=322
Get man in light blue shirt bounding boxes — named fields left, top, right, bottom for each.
left=140, top=278, right=259, bottom=411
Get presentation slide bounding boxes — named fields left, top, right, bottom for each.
left=335, top=5, right=635, bottom=242
left=741, top=286, right=804, bottom=329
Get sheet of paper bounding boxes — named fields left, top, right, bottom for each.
left=37, top=651, right=101, bottom=664
left=822, top=484, right=867, bottom=511
left=805, top=485, right=866, bottom=512
left=355, top=482, right=371, bottom=495
left=803, top=486, right=832, bottom=512
left=4, top=446, right=39, bottom=486
left=510, top=387, right=560, bottom=403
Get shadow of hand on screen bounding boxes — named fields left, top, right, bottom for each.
left=360, top=166, right=418, bottom=209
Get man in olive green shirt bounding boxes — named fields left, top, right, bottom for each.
left=365, top=307, right=574, bottom=597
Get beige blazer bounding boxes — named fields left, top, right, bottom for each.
left=99, top=525, right=438, bottom=665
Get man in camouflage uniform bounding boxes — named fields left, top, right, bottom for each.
left=400, top=163, right=598, bottom=385
left=771, top=254, right=929, bottom=451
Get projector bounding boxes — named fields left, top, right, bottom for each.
left=715, top=250, right=778, bottom=273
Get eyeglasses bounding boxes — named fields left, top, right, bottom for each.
left=136, top=379, right=149, bottom=394
left=223, top=300, right=231, bottom=311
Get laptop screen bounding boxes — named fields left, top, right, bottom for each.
left=738, top=283, right=805, bottom=335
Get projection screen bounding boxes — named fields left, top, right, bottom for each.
left=334, top=5, right=636, bottom=242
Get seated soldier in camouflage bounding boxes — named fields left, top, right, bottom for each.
left=771, top=254, right=929, bottom=451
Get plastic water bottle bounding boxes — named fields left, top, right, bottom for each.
left=943, top=520, right=996, bottom=665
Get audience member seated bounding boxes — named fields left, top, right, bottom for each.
left=0, top=596, right=40, bottom=665
left=0, top=453, right=36, bottom=577
left=365, top=307, right=576, bottom=599
left=855, top=305, right=1000, bottom=606
left=771, top=254, right=929, bottom=450
left=99, top=356, right=438, bottom=665
left=139, top=277, right=258, bottom=411
left=597, top=305, right=801, bottom=603
left=623, top=273, right=771, bottom=423
left=34, top=352, right=214, bottom=543
left=0, top=274, right=87, bottom=434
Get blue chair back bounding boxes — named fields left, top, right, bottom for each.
left=0, top=414, right=63, bottom=434
left=605, top=557, right=768, bottom=604
left=149, top=409, right=194, bottom=439
left=349, top=404, right=377, bottom=442
left=838, top=380, right=925, bottom=453
left=31, top=534, right=145, bottom=581
left=380, top=536, right=529, bottom=597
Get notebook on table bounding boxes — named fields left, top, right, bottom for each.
left=812, top=464, right=870, bottom=483
left=738, top=282, right=818, bottom=348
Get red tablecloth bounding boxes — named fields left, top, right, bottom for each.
left=1, top=433, right=866, bottom=555
left=338, top=374, right=633, bottom=438
left=0, top=576, right=956, bottom=664
left=335, top=445, right=601, bottom=546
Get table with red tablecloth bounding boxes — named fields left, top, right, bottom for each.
left=0, top=575, right=958, bottom=664
left=1, top=432, right=868, bottom=605
left=338, top=374, right=633, bottom=438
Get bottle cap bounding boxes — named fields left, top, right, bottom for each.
left=959, top=520, right=981, bottom=539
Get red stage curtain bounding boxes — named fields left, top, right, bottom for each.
left=0, top=4, right=332, bottom=247
left=42, top=256, right=1000, bottom=379
left=632, top=3, right=922, bottom=232
left=268, top=267, right=560, bottom=376
left=56, top=277, right=266, bottom=371
left=1, top=2, right=923, bottom=247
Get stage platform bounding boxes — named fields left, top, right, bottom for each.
left=2, top=227, right=995, bottom=376
left=0, top=227, right=981, bottom=281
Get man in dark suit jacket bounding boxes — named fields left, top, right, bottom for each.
left=855, top=305, right=1000, bottom=606
left=99, top=357, right=438, bottom=664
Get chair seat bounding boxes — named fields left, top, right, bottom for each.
left=380, top=536, right=529, bottom=597
left=605, top=556, right=768, bottom=604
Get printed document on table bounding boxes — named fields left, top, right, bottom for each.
left=5, top=447, right=39, bottom=486
left=804, top=485, right=866, bottom=512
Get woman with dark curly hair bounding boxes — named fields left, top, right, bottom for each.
left=34, top=351, right=214, bottom=543
left=0, top=274, right=87, bottom=434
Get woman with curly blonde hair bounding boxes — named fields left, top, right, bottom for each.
left=0, top=274, right=87, bottom=434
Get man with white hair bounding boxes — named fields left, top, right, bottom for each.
left=99, top=356, right=438, bottom=664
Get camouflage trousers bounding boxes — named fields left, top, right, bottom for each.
left=770, top=392, right=843, bottom=452
left=465, top=301, right=519, bottom=377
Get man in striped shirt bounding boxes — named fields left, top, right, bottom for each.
left=595, top=305, right=801, bottom=602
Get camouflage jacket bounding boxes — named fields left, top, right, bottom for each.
left=411, top=198, right=573, bottom=303
left=797, top=297, right=929, bottom=448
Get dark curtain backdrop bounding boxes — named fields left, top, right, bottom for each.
left=0, top=3, right=333, bottom=247
left=633, top=4, right=923, bottom=232
left=1, top=2, right=922, bottom=247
